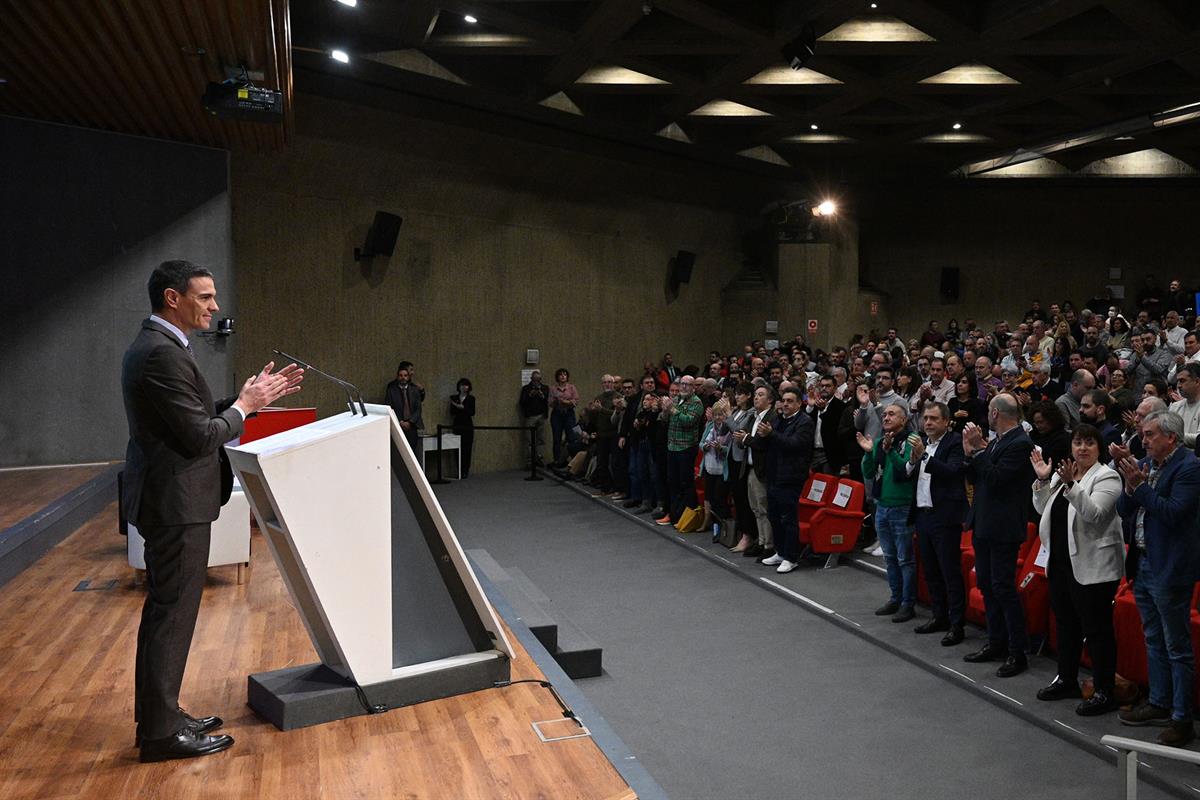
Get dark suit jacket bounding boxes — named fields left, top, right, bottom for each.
left=763, top=411, right=815, bottom=488
left=901, top=430, right=967, bottom=529
left=1118, top=447, right=1200, bottom=587
left=745, top=408, right=779, bottom=480
left=965, top=426, right=1035, bottom=542
left=121, top=319, right=242, bottom=528
left=385, top=380, right=424, bottom=430
left=808, top=397, right=848, bottom=472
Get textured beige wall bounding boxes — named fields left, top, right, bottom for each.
left=230, top=94, right=755, bottom=472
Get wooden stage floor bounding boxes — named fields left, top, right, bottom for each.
left=0, top=464, right=112, bottom=531
left=0, top=499, right=635, bottom=800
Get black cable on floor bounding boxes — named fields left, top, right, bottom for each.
left=494, top=678, right=582, bottom=726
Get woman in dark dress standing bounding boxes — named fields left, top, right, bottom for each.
left=449, top=377, right=476, bottom=478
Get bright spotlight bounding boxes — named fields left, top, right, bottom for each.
left=330, top=49, right=350, bottom=64
left=464, top=14, right=478, bottom=23
left=952, top=121, right=963, bottom=130
left=335, top=0, right=357, bottom=7
left=810, top=123, right=819, bottom=131
left=816, top=200, right=836, bottom=216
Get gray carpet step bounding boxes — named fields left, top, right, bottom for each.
left=468, top=548, right=601, bottom=679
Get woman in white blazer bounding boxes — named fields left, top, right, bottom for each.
left=1030, top=422, right=1125, bottom=717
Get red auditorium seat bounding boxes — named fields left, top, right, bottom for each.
left=796, top=474, right=837, bottom=545
left=805, top=478, right=865, bottom=568
left=964, top=523, right=1042, bottom=632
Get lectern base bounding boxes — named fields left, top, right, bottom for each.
left=248, top=655, right=510, bottom=731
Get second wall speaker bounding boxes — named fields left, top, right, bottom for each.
left=355, top=211, right=403, bottom=261
left=939, top=267, right=960, bottom=301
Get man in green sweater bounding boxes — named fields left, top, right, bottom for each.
left=857, top=403, right=918, bottom=622
left=665, top=375, right=704, bottom=524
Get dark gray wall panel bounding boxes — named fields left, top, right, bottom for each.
left=0, top=116, right=235, bottom=467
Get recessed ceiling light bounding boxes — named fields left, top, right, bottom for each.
left=810, top=123, right=819, bottom=130
left=870, top=2, right=878, bottom=8
left=464, top=14, right=478, bottom=23
left=952, top=121, right=962, bottom=130
left=334, top=0, right=357, bottom=7
left=330, top=49, right=350, bottom=63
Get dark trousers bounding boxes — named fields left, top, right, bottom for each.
left=767, top=483, right=802, bottom=563
left=455, top=427, right=474, bottom=478
left=667, top=447, right=698, bottom=522
left=654, top=445, right=670, bottom=513
left=135, top=522, right=210, bottom=740
left=731, top=462, right=754, bottom=536
left=974, top=537, right=1027, bottom=653
left=592, top=436, right=615, bottom=491
left=915, top=510, right=965, bottom=626
left=1048, top=566, right=1119, bottom=690
left=612, top=443, right=629, bottom=493
left=550, top=408, right=578, bottom=465
left=402, top=425, right=421, bottom=461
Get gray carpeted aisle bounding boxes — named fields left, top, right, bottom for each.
left=434, top=472, right=1172, bottom=800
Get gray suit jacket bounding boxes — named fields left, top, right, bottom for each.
left=121, top=319, right=243, bottom=527
left=1032, top=462, right=1125, bottom=585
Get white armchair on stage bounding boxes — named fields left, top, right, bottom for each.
left=127, top=485, right=251, bottom=584
left=225, top=403, right=513, bottom=730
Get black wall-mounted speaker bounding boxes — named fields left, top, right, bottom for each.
left=940, top=267, right=960, bottom=301
left=671, top=250, right=695, bottom=285
left=355, top=211, right=403, bottom=261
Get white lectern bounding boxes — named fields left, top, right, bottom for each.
left=226, top=403, right=513, bottom=730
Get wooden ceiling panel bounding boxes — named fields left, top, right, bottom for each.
left=0, top=0, right=292, bottom=151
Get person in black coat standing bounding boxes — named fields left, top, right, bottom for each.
left=386, top=361, right=424, bottom=457
left=962, top=393, right=1036, bottom=678
left=449, top=377, right=476, bottom=478
left=902, top=401, right=968, bottom=645
left=122, top=260, right=302, bottom=762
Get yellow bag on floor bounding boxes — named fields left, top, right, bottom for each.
left=675, top=506, right=704, bottom=533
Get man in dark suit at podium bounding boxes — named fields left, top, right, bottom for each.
left=122, top=260, right=302, bottom=762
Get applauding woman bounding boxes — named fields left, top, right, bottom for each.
left=1030, top=423, right=1125, bottom=716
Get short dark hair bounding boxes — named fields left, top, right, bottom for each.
left=1071, top=422, right=1101, bottom=448
left=1178, top=364, right=1200, bottom=382
left=148, top=259, right=213, bottom=311
left=397, top=360, right=413, bottom=373
left=924, top=401, right=950, bottom=420
left=875, top=365, right=894, bottom=379
left=781, top=386, right=802, bottom=402
left=555, top=368, right=570, bottom=381
left=457, top=377, right=472, bottom=392
left=1082, top=388, right=1110, bottom=410
left=1031, top=400, right=1065, bottom=431
left=735, top=381, right=754, bottom=396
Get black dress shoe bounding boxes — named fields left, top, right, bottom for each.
left=1076, top=691, right=1119, bottom=717
left=1036, top=677, right=1083, bottom=702
left=874, top=600, right=901, bottom=616
left=995, top=654, right=1028, bottom=678
left=914, top=618, right=950, bottom=634
left=139, top=728, right=234, bottom=763
left=891, top=605, right=915, bottom=623
left=137, top=709, right=223, bottom=746
left=963, top=643, right=1008, bottom=663
left=941, top=626, right=965, bottom=646
left=743, top=544, right=764, bottom=558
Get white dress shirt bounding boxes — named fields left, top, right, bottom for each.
left=906, top=434, right=943, bottom=508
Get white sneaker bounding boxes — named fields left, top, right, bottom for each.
left=870, top=545, right=884, bottom=557
left=776, top=560, right=797, bottom=574
left=861, top=540, right=879, bottom=553
left=761, top=553, right=783, bottom=566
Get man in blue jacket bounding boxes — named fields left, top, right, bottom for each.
left=1113, top=410, right=1200, bottom=747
